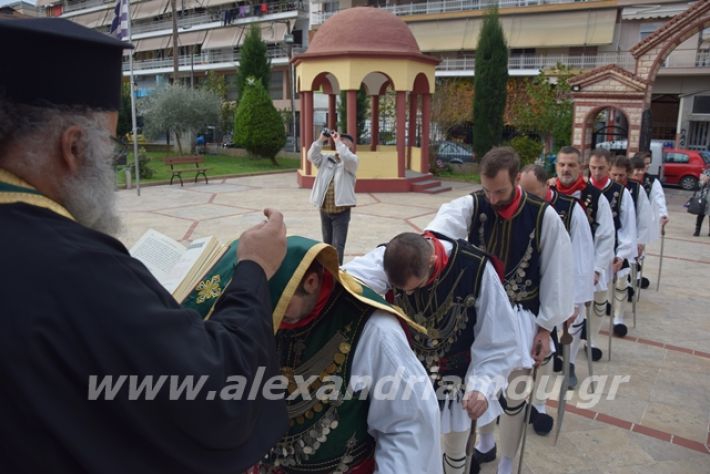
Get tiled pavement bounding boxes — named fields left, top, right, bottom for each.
left=115, top=172, right=710, bottom=472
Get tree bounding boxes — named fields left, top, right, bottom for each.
left=235, top=24, right=270, bottom=102
left=473, top=8, right=508, bottom=159
left=201, top=71, right=235, bottom=141
left=431, top=78, right=474, bottom=141
left=338, top=85, right=369, bottom=142
left=510, top=65, right=574, bottom=153
left=234, top=78, right=286, bottom=164
left=117, top=82, right=133, bottom=139
left=143, top=85, right=221, bottom=154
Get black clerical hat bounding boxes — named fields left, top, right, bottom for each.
left=0, top=18, right=133, bottom=110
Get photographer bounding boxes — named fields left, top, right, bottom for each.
left=307, top=129, right=359, bottom=264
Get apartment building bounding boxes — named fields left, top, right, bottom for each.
left=309, top=0, right=710, bottom=150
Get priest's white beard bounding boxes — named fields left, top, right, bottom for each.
left=59, top=126, right=121, bottom=236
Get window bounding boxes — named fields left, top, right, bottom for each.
left=664, top=152, right=689, bottom=163
left=692, top=96, right=710, bottom=114
left=640, top=23, right=661, bottom=41
left=269, top=71, right=284, bottom=100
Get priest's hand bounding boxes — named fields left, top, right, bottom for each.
left=463, top=390, right=488, bottom=420
left=531, top=328, right=550, bottom=367
left=237, top=208, right=287, bottom=279
left=612, top=257, right=623, bottom=274
left=660, top=216, right=669, bottom=228
left=565, top=306, right=580, bottom=327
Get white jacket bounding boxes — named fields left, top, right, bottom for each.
left=307, top=140, right=358, bottom=208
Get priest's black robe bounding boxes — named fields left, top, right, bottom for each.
left=0, top=203, right=287, bottom=473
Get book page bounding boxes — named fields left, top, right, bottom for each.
left=164, top=236, right=217, bottom=297
left=130, top=229, right=186, bottom=288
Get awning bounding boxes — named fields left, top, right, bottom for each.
left=132, top=0, right=169, bottom=21
left=409, top=9, right=617, bottom=51
left=202, top=26, right=243, bottom=50
left=134, top=35, right=171, bottom=52
left=203, top=0, right=236, bottom=7
left=178, top=30, right=207, bottom=47
left=258, top=19, right=296, bottom=44
left=69, top=10, right=110, bottom=29
left=622, top=4, right=689, bottom=20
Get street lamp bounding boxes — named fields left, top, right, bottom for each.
left=284, top=32, right=298, bottom=153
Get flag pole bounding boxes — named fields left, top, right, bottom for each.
left=126, top=2, right=141, bottom=196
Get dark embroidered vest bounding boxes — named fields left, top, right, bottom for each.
left=642, top=173, right=658, bottom=197
left=262, top=286, right=375, bottom=473
left=601, top=181, right=624, bottom=233
left=393, top=234, right=487, bottom=394
left=549, top=190, right=576, bottom=233
left=626, top=180, right=641, bottom=209
left=578, top=183, right=602, bottom=238
left=466, top=190, right=545, bottom=315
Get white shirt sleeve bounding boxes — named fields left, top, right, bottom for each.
left=650, top=179, right=668, bottom=218
left=537, top=206, right=575, bottom=331
left=593, top=194, right=615, bottom=277
left=569, top=203, right=595, bottom=304
left=351, top=312, right=442, bottom=474
left=335, top=141, right=359, bottom=175
left=342, top=246, right=388, bottom=296
left=635, top=186, right=653, bottom=246
left=617, top=188, right=638, bottom=261
left=424, top=195, right=474, bottom=240
left=466, top=263, right=518, bottom=426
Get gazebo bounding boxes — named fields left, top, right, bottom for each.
left=293, top=7, right=440, bottom=192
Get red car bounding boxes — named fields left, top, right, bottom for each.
left=662, top=149, right=710, bottom=190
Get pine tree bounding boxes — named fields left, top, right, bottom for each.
left=234, top=78, right=286, bottom=164
left=473, top=9, right=508, bottom=159
left=235, top=24, right=271, bottom=101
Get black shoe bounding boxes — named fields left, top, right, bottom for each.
left=694, top=229, right=700, bottom=236
left=553, top=355, right=563, bottom=373
left=586, top=345, right=603, bottom=361
left=613, top=323, right=628, bottom=338
left=627, top=286, right=635, bottom=302
left=469, top=457, right=480, bottom=474
left=568, top=363, right=578, bottom=390
left=473, top=445, right=496, bottom=464
left=640, top=277, right=650, bottom=289
left=529, top=406, right=553, bottom=435
left=606, top=302, right=611, bottom=316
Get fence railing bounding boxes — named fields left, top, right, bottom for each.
left=123, top=47, right=295, bottom=71
left=311, top=0, right=587, bottom=25
left=435, top=52, right=636, bottom=73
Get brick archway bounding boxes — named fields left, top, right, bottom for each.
left=570, top=1, right=710, bottom=156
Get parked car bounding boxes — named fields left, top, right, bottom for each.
left=661, top=149, right=710, bottom=190
left=434, top=141, right=474, bottom=164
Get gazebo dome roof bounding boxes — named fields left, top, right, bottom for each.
left=304, top=7, right=428, bottom=58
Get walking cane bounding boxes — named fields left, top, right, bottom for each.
left=464, top=420, right=478, bottom=474
left=656, top=227, right=665, bottom=292
left=608, top=271, right=617, bottom=362
left=516, top=342, right=542, bottom=474
left=584, top=302, right=595, bottom=393
left=631, top=261, right=638, bottom=328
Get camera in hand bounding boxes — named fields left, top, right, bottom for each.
left=321, top=128, right=332, bottom=138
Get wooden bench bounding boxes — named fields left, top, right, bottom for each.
left=164, top=156, right=209, bottom=186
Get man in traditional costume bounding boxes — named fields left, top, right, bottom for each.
left=0, top=18, right=289, bottom=473
left=520, top=164, right=594, bottom=389
left=588, top=149, right=638, bottom=339
left=423, top=147, right=574, bottom=474
left=236, top=237, right=442, bottom=473
left=344, top=231, right=519, bottom=474
left=631, top=153, right=669, bottom=287
left=551, top=146, right=615, bottom=362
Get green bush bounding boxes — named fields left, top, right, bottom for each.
left=510, top=135, right=543, bottom=166
left=234, top=78, right=286, bottom=164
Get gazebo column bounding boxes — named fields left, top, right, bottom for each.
left=304, top=91, right=314, bottom=175
left=421, top=93, right=431, bottom=173
left=371, top=94, right=379, bottom=151
left=407, top=93, right=418, bottom=166
left=396, top=90, right=406, bottom=178
left=300, top=92, right=306, bottom=171
left=328, top=93, right=337, bottom=150
left=346, top=90, right=357, bottom=151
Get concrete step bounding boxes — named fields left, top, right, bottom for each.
left=411, top=178, right=452, bottom=194
left=418, top=184, right=453, bottom=194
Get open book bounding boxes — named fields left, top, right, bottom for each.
left=130, top=229, right=228, bottom=303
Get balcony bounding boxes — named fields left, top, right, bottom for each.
left=123, top=46, right=304, bottom=74
left=63, top=0, right=112, bottom=14
left=435, top=52, right=636, bottom=76
left=311, top=0, right=590, bottom=25
left=131, top=2, right=305, bottom=35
